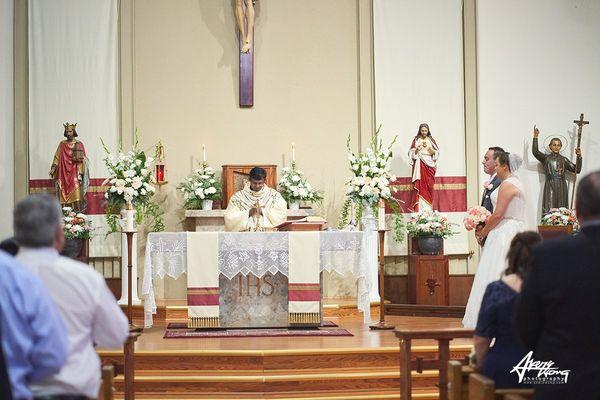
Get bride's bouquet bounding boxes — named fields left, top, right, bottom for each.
left=463, top=206, right=491, bottom=231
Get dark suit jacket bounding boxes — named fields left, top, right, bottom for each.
left=481, top=175, right=500, bottom=213
left=516, top=224, right=600, bottom=400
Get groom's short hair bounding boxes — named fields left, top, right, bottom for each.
left=488, top=146, right=505, bottom=158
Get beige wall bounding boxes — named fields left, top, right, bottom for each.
left=127, top=0, right=367, bottom=233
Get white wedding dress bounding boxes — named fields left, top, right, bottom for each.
left=462, top=175, right=527, bottom=328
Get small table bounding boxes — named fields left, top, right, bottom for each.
left=395, top=327, right=474, bottom=400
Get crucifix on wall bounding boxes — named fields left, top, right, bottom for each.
left=235, top=0, right=255, bottom=107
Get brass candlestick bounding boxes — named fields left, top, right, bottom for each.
left=370, top=229, right=395, bottom=330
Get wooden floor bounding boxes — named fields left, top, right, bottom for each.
left=122, top=314, right=471, bottom=352
left=99, top=309, right=473, bottom=399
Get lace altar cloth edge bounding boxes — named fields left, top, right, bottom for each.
left=141, top=231, right=370, bottom=327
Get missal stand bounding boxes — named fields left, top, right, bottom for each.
left=370, top=229, right=395, bottom=330
left=276, top=217, right=326, bottom=231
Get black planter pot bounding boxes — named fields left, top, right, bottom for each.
left=62, top=238, right=83, bottom=259
left=417, top=235, right=443, bottom=255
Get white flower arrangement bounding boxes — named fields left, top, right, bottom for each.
left=278, top=163, right=322, bottom=204
left=344, top=127, right=397, bottom=207
left=62, top=207, right=92, bottom=240
left=339, top=126, right=405, bottom=242
left=101, top=132, right=164, bottom=232
left=178, top=163, right=222, bottom=209
left=407, top=210, right=457, bottom=238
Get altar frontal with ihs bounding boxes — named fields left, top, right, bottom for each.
left=186, top=231, right=322, bottom=328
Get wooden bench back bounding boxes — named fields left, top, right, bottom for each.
left=468, top=373, right=534, bottom=400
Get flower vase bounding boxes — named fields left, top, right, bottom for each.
left=418, top=235, right=443, bottom=255
left=202, top=199, right=213, bottom=211
left=289, top=201, right=300, bottom=210
left=61, top=238, right=83, bottom=259
left=121, top=202, right=136, bottom=232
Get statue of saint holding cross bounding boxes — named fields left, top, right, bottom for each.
left=532, top=116, right=586, bottom=214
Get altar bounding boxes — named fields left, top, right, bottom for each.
left=142, top=231, right=370, bottom=328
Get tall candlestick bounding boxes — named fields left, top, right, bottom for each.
left=378, top=199, right=386, bottom=230
left=202, top=144, right=206, bottom=163
left=292, top=143, right=296, bottom=163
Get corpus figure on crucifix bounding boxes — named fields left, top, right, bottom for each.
left=532, top=125, right=582, bottom=214
left=49, top=122, right=90, bottom=211
left=224, top=167, right=286, bottom=232
left=235, top=0, right=255, bottom=53
left=408, top=123, right=439, bottom=211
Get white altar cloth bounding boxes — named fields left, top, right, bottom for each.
left=142, top=231, right=373, bottom=327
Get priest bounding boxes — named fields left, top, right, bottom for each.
left=224, top=167, right=287, bottom=232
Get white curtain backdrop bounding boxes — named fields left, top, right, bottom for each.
left=373, top=0, right=465, bottom=178
left=28, top=0, right=118, bottom=180
left=0, top=0, right=14, bottom=238
left=374, top=0, right=468, bottom=255
left=477, top=0, right=600, bottom=222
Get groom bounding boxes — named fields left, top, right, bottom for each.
left=481, top=146, right=505, bottom=212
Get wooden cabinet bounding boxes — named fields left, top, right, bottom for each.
left=221, top=165, right=277, bottom=209
left=407, top=255, right=449, bottom=306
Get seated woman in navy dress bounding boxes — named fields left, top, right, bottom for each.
left=473, top=231, right=541, bottom=388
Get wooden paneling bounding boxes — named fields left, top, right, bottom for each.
left=385, top=274, right=474, bottom=308
left=384, top=275, right=408, bottom=304
left=448, top=275, right=474, bottom=307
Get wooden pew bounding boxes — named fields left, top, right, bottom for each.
left=468, top=373, right=534, bottom=400
left=99, top=364, right=115, bottom=400
left=395, top=327, right=474, bottom=400
left=448, top=360, right=475, bottom=400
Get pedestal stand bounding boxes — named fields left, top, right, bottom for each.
left=370, top=229, right=395, bottom=330
left=125, top=231, right=142, bottom=332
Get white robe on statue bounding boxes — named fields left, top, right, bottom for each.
left=224, top=183, right=287, bottom=232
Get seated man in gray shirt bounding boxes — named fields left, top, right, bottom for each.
left=14, top=195, right=129, bottom=399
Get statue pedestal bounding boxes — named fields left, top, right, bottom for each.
left=185, top=209, right=314, bottom=231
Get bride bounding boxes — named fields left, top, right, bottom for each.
left=462, top=151, right=527, bottom=328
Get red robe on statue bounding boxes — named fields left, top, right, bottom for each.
left=51, top=140, right=87, bottom=205
left=409, top=136, right=438, bottom=211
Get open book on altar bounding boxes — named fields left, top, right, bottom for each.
left=275, top=216, right=327, bottom=231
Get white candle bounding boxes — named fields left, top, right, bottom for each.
left=292, top=143, right=296, bottom=163
left=378, top=200, right=386, bottom=230
left=202, top=144, right=206, bottom=162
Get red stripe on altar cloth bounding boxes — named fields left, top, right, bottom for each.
left=187, top=293, right=220, bottom=306
left=29, top=178, right=108, bottom=215
left=389, top=176, right=467, bottom=213
left=288, top=290, right=321, bottom=302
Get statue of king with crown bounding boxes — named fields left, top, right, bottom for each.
left=49, top=122, right=90, bottom=211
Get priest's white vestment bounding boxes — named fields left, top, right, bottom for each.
left=224, top=183, right=287, bottom=232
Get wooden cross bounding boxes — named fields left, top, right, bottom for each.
left=571, top=113, right=589, bottom=208
left=573, top=113, right=589, bottom=149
